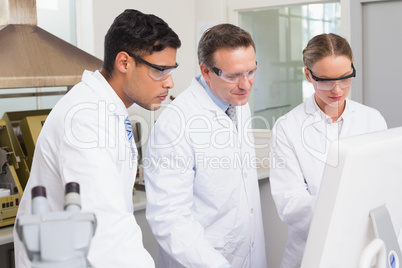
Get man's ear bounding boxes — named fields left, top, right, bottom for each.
left=115, top=52, right=130, bottom=73
left=200, top=64, right=211, bottom=83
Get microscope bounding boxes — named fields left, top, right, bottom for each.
left=16, top=182, right=97, bottom=268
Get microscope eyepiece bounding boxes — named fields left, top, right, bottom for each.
left=64, top=182, right=81, bottom=212
left=65, top=182, right=80, bottom=194
left=31, top=186, right=49, bottom=215
left=31, top=186, right=46, bottom=198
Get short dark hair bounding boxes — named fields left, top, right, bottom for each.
left=197, top=23, right=255, bottom=68
left=102, top=9, right=181, bottom=75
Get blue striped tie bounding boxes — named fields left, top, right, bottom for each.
left=124, top=117, right=137, bottom=160
left=124, top=118, right=133, bottom=142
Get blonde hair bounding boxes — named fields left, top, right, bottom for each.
left=302, top=33, right=353, bottom=69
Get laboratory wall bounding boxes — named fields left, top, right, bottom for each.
left=349, top=0, right=402, bottom=128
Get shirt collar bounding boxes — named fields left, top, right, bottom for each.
left=310, top=94, right=348, bottom=124
left=197, top=75, right=229, bottom=112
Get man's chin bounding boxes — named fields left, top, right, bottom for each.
left=231, top=98, right=249, bottom=106
left=148, top=103, right=162, bottom=111
left=136, top=102, right=162, bottom=111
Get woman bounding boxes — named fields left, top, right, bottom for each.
left=269, top=33, right=387, bottom=268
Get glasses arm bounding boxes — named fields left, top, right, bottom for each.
left=212, top=67, right=222, bottom=77
left=125, top=51, right=178, bottom=71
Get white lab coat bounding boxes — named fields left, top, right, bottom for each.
left=14, top=70, right=154, bottom=268
left=270, top=96, right=387, bottom=268
left=145, top=75, right=267, bottom=268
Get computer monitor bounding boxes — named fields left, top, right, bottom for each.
left=301, top=127, right=402, bottom=268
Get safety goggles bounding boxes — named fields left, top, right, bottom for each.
left=125, top=51, right=179, bottom=81
left=212, top=65, right=258, bottom=84
left=308, top=64, right=356, bottom=90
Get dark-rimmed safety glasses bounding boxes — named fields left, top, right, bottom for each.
left=125, top=51, right=178, bottom=81
left=308, top=64, right=356, bottom=90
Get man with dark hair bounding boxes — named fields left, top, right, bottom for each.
left=145, top=23, right=267, bottom=268
left=14, top=9, right=180, bottom=268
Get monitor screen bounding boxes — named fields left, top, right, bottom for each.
left=301, top=127, right=402, bottom=268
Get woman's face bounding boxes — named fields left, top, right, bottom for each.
left=304, top=55, right=354, bottom=114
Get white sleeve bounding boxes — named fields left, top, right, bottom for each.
left=269, top=119, right=317, bottom=233
left=145, top=116, right=229, bottom=268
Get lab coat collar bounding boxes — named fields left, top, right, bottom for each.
left=340, top=98, right=355, bottom=121
left=304, top=95, right=356, bottom=137
left=189, top=75, right=233, bottom=130
left=304, top=95, right=355, bottom=123
left=190, top=75, right=227, bottom=115
left=82, top=70, right=129, bottom=118
left=197, top=75, right=229, bottom=112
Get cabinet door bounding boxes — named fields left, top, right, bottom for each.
left=349, top=0, right=402, bottom=128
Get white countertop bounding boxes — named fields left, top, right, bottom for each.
left=133, top=190, right=147, bottom=211
left=257, top=167, right=270, bottom=181
left=0, top=225, right=13, bottom=245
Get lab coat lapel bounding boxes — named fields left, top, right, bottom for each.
left=338, top=99, right=355, bottom=138
left=301, top=97, right=332, bottom=162
left=189, top=78, right=232, bottom=130
left=304, top=97, right=327, bottom=136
